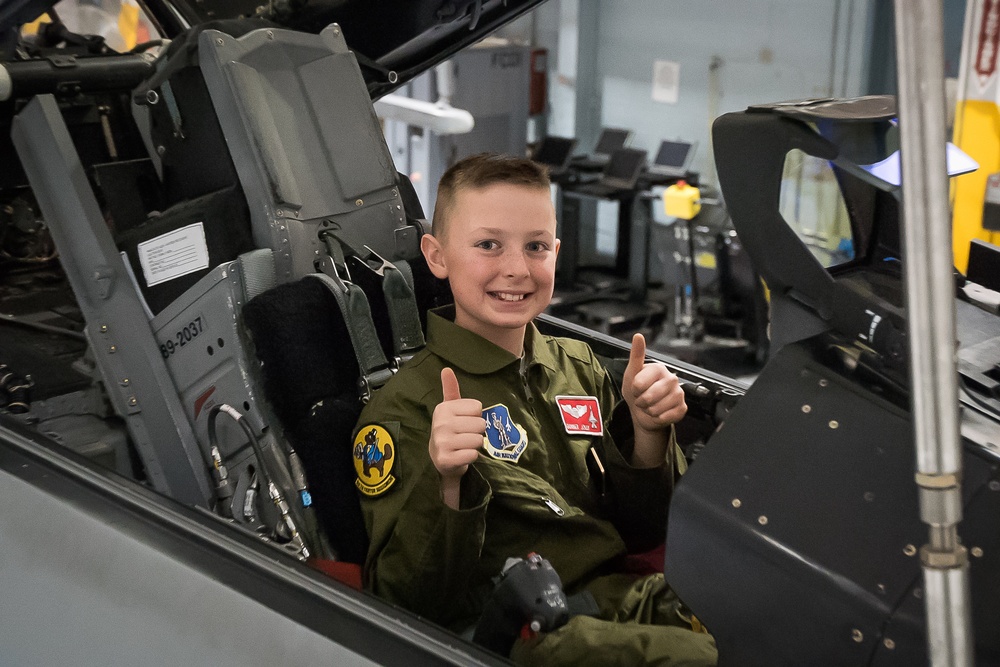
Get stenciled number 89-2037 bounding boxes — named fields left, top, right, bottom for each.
left=160, top=317, right=204, bottom=359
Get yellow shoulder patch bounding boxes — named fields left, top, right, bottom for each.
left=353, top=424, right=397, bottom=496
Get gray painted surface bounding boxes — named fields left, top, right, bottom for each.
left=12, top=94, right=213, bottom=508
left=0, top=466, right=375, bottom=667
left=198, top=24, right=409, bottom=281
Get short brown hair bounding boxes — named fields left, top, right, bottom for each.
left=431, top=153, right=551, bottom=237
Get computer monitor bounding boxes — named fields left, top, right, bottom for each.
left=648, top=140, right=696, bottom=177
left=967, top=238, right=1000, bottom=292
left=602, top=147, right=647, bottom=189
left=593, top=128, right=632, bottom=157
left=532, top=136, right=578, bottom=174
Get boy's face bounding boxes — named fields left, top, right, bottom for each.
left=422, top=183, right=560, bottom=347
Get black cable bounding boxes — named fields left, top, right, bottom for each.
left=129, top=39, right=164, bottom=54
left=0, top=313, right=86, bottom=340
left=207, top=403, right=272, bottom=488
left=208, top=403, right=310, bottom=558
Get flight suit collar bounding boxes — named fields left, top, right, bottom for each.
left=425, top=306, right=559, bottom=375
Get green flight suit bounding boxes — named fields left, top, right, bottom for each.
left=353, top=307, right=716, bottom=665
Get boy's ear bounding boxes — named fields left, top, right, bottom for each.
left=421, top=233, right=449, bottom=279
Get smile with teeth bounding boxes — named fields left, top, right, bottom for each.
left=491, top=291, right=528, bottom=302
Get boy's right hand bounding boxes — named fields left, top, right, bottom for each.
left=430, top=367, right=486, bottom=509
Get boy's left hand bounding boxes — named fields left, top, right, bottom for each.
left=622, top=333, right=687, bottom=433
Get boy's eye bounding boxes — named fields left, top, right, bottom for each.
left=526, top=241, right=549, bottom=252
left=475, top=240, right=500, bottom=250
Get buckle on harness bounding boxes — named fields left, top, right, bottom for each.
left=316, top=229, right=353, bottom=292
left=358, top=367, right=395, bottom=404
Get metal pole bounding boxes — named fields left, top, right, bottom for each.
left=892, top=1, right=974, bottom=665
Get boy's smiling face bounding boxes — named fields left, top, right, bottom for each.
left=422, top=182, right=560, bottom=355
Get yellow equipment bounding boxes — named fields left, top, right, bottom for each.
left=664, top=180, right=701, bottom=220
left=952, top=0, right=1000, bottom=271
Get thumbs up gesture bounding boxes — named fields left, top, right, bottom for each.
left=622, top=333, right=687, bottom=435
left=430, top=367, right=487, bottom=509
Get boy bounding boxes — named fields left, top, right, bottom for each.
left=352, top=153, right=717, bottom=665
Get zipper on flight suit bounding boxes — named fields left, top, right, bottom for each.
left=541, top=496, right=565, bottom=516
left=518, top=355, right=538, bottom=425
left=518, top=356, right=533, bottom=404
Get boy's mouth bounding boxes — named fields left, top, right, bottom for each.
left=490, top=291, right=528, bottom=302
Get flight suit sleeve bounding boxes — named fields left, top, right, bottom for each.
left=357, top=389, right=494, bottom=628
left=594, top=359, right=677, bottom=552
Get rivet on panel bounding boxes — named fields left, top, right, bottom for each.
left=883, top=638, right=895, bottom=650
left=972, top=547, right=984, bottom=558
left=266, top=30, right=274, bottom=39
left=801, top=404, right=811, bottom=414
left=819, top=378, right=829, bottom=387
left=829, top=420, right=839, bottom=429
left=876, top=583, right=887, bottom=594
left=127, top=396, right=137, bottom=406
left=99, top=324, right=108, bottom=333
left=903, top=544, right=917, bottom=557
left=355, top=199, right=364, bottom=207
left=757, top=515, right=768, bottom=526
left=109, top=345, right=117, bottom=354
left=863, top=492, right=875, bottom=502
left=731, top=498, right=741, bottom=508
left=216, top=38, right=224, bottom=46
left=989, top=480, right=1000, bottom=491
left=851, top=629, right=863, bottom=643
left=120, top=378, right=130, bottom=387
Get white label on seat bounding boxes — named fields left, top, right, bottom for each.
left=138, top=222, right=210, bottom=287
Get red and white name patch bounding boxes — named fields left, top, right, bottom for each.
left=555, top=395, right=603, bottom=436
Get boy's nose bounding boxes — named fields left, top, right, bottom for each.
left=504, top=250, right=530, bottom=277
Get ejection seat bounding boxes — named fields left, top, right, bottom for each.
left=12, top=19, right=442, bottom=579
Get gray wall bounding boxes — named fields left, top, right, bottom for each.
left=542, top=0, right=876, bottom=187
